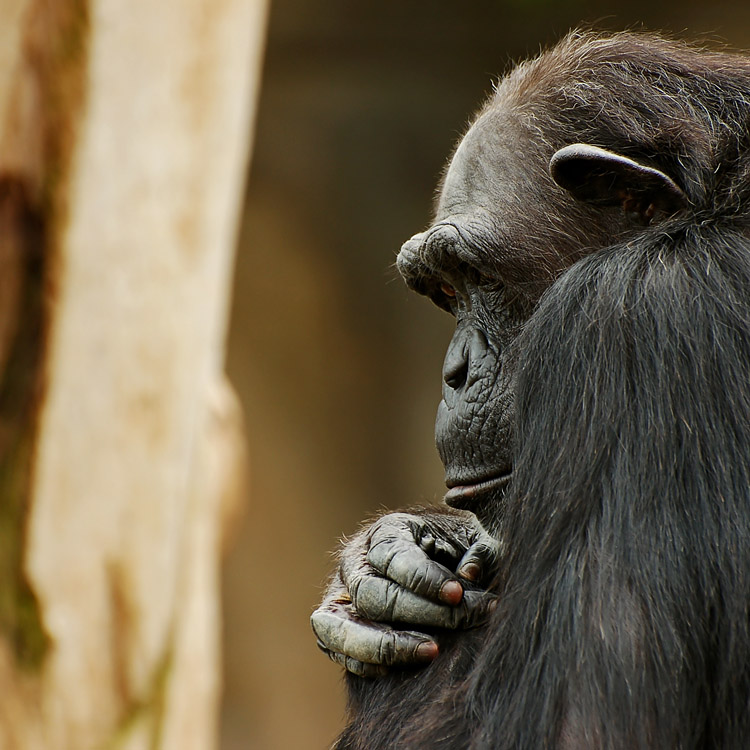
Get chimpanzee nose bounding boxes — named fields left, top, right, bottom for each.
left=443, top=327, right=489, bottom=390
left=443, top=339, right=469, bottom=390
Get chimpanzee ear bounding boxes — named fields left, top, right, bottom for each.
left=549, top=143, right=688, bottom=224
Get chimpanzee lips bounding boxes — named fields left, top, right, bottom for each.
left=443, top=470, right=513, bottom=511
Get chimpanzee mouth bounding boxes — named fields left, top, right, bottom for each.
left=443, top=470, right=513, bottom=510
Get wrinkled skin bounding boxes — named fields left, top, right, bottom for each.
left=311, top=509, right=499, bottom=676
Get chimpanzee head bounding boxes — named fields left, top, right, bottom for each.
left=396, top=31, right=750, bottom=526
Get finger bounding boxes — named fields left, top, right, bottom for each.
left=456, top=539, right=499, bottom=583
left=366, top=530, right=464, bottom=605
left=310, top=609, right=439, bottom=667
left=416, top=531, right=463, bottom=563
left=460, top=589, right=498, bottom=627
left=316, top=641, right=389, bottom=678
left=353, top=576, right=497, bottom=629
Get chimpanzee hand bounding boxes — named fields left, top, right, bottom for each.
left=311, top=509, right=498, bottom=677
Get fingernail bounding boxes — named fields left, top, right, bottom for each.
left=439, top=580, right=463, bottom=605
left=488, top=598, right=498, bottom=612
left=459, top=562, right=481, bottom=581
left=416, top=641, right=439, bottom=661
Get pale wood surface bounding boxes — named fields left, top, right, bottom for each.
left=0, top=1, right=265, bottom=747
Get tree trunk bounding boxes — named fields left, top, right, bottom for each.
left=0, top=0, right=265, bottom=747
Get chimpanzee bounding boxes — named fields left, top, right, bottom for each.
left=311, top=30, right=750, bottom=748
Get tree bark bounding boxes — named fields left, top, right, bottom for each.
left=0, top=0, right=265, bottom=747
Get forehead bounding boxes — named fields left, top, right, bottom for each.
left=435, top=108, right=528, bottom=222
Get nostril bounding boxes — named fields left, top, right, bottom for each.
left=443, top=344, right=469, bottom=390
left=443, top=328, right=490, bottom=390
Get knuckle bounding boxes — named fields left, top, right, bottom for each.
left=378, top=630, right=398, bottom=664
left=411, top=565, right=442, bottom=598
left=367, top=536, right=399, bottom=572
left=357, top=578, right=396, bottom=621
left=373, top=512, right=409, bottom=533
left=310, top=612, right=323, bottom=636
left=347, top=572, right=365, bottom=603
left=309, top=610, right=334, bottom=639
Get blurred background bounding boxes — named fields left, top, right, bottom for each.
left=221, top=1, right=750, bottom=747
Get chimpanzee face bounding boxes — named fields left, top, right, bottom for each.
left=396, top=103, right=687, bottom=524
left=396, top=113, right=526, bottom=518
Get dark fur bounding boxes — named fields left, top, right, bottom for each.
left=337, top=32, right=750, bottom=749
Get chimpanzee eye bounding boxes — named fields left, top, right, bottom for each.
left=440, top=283, right=457, bottom=297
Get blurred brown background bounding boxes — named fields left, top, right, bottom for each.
left=220, top=1, right=750, bottom=748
